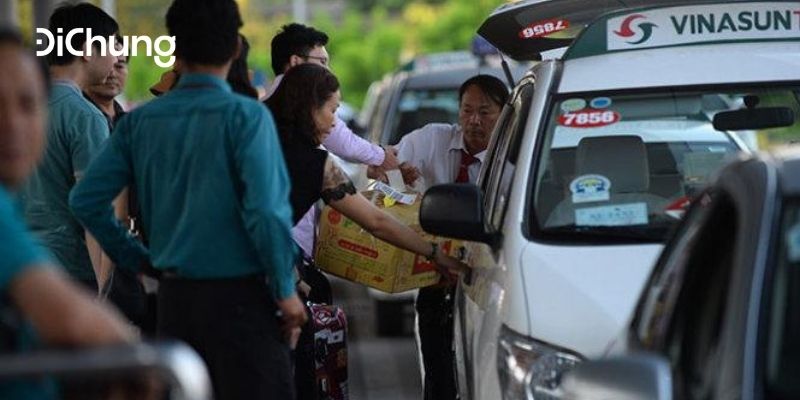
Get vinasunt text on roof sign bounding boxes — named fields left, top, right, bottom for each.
left=607, top=2, right=800, bottom=50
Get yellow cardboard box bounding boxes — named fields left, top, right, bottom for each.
left=314, top=189, right=462, bottom=293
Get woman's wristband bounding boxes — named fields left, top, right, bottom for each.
left=426, top=242, right=439, bottom=261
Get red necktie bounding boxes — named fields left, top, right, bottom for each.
left=456, top=150, right=478, bottom=183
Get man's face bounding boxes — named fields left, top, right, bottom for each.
left=89, top=45, right=128, bottom=100
left=0, top=45, right=47, bottom=188
left=84, top=39, right=118, bottom=88
left=289, top=45, right=330, bottom=71
left=459, top=84, right=502, bottom=154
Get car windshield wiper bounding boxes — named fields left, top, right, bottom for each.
left=542, top=224, right=666, bottom=242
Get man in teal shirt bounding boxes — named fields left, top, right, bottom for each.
left=19, top=3, right=120, bottom=290
left=0, top=28, right=136, bottom=399
left=70, top=1, right=307, bottom=398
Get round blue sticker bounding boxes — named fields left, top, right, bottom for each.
left=590, top=97, right=612, bottom=109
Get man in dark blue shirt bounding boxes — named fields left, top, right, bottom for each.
left=70, top=0, right=307, bottom=398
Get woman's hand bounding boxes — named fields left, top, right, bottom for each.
left=433, top=253, right=470, bottom=284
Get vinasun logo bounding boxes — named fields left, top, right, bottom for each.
left=614, top=14, right=659, bottom=45
left=35, top=28, right=176, bottom=68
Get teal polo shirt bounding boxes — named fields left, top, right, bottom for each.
left=19, top=80, right=110, bottom=281
left=70, top=74, right=299, bottom=299
left=0, top=186, right=57, bottom=399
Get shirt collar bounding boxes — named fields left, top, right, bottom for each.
left=448, top=125, right=488, bottom=163
left=175, top=73, right=232, bottom=93
left=52, top=79, right=81, bottom=95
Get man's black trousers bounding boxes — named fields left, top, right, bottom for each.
left=416, top=285, right=458, bottom=400
left=157, top=275, right=294, bottom=400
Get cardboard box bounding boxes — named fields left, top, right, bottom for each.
left=314, top=189, right=462, bottom=293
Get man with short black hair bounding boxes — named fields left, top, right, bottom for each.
left=70, top=0, right=307, bottom=398
left=19, top=2, right=119, bottom=292
left=371, top=74, right=509, bottom=400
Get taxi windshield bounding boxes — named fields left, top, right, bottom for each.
left=530, top=86, right=800, bottom=243
left=390, top=88, right=459, bottom=144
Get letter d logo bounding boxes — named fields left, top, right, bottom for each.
left=35, top=28, right=55, bottom=57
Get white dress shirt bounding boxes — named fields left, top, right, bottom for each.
left=395, top=123, right=486, bottom=189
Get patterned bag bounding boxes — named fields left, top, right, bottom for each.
left=305, top=303, right=349, bottom=400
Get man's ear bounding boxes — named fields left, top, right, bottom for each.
left=80, top=41, right=92, bottom=63
left=288, top=54, right=305, bottom=69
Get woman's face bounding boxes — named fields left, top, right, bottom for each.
left=313, top=90, right=340, bottom=143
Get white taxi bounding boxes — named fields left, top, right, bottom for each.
left=419, top=1, right=800, bottom=399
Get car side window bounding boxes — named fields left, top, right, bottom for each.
left=660, top=192, right=739, bottom=400
left=481, top=82, right=534, bottom=231
left=631, top=192, right=712, bottom=348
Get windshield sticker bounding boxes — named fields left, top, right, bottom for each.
left=559, top=109, right=620, bottom=128
left=575, top=203, right=649, bottom=226
left=570, top=174, right=611, bottom=203
left=607, top=3, right=800, bottom=51
left=520, top=18, right=570, bottom=39
left=708, top=145, right=729, bottom=153
left=664, top=196, right=692, bottom=219
left=786, top=222, right=800, bottom=263
left=560, top=98, right=586, bottom=113
left=590, top=97, right=612, bottom=109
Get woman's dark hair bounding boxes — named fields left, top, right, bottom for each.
left=458, top=74, right=509, bottom=108
left=265, top=63, right=339, bottom=147
left=0, top=28, right=50, bottom=94
left=166, top=0, right=242, bottom=66
left=227, top=34, right=258, bottom=99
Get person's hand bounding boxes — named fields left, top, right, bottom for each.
left=276, top=294, right=307, bottom=342
left=367, top=165, right=389, bottom=183
left=433, top=253, right=470, bottom=284
left=287, top=326, right=302, bottom=350
left=380, top=146, right=400, bottom=170
left=399, top=162, right=421, bottom=185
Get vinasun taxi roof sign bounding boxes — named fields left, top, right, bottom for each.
left=564, top=1, right=800, bottom=59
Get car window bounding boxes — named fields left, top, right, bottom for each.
left=483, top=83, right=533, bottom=231
left=765, top=199, right=800, bottom=399
left=661, top=192, right=738, bottom=399
left=530, top=86, right=800, bottom=243
left=388, top=88, right=460, bottom=144
left=631, top=192, right=713, bottom=349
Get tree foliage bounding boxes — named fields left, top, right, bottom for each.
left=29, top=0, right=507, bottom=106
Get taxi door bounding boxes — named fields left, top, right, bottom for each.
left=454, top=80, right=535, bottom=399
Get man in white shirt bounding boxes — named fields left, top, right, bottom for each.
left=371, top=74, right=509, bottom=400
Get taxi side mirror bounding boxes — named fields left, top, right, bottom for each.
left=420, top=183, right=497, bottom=245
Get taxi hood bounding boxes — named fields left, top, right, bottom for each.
left=479, top=0, right=753, bottom=60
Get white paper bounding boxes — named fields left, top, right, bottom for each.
left=386, top=169, right=406, bottom=190
left=575, top=203, right=648, bottom=226
left=373, top=181, right=416, bottom=205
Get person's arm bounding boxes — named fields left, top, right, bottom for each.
left=70, top=111, right=130, bottom=282
left=322, top=156, right=465, bottom=273
left=322, top=117, right=399, bottom=169
left=10, top=268, right=136, bottom=345
left=0, top=191, right=134, bottom=345
left=70, top=116, right=149, bottom=273
left=232, top=105, right=306, bottom=331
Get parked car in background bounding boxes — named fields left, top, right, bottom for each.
left=358, top=50, right=529, bottom=336
left=420, top=0, right=800, bottom=398
left=564, top=147, right=800, bottom=400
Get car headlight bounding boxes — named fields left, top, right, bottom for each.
left=497, top=324, right=583, bottom=400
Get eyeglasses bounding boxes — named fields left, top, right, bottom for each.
left=303, top=55, right=329, bottom=66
